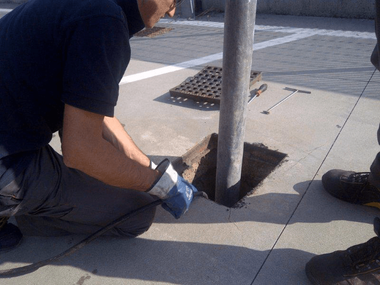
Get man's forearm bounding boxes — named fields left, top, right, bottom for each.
left=62, top=105, right=158, bottom=191
left=66, top=138, right=156, bottom=191
left=102, top=116, right=151, bottom=168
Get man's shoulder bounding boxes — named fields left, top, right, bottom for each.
left=0, top=0, right=125, bottom=28
left=62, top=0, right=124, bottom=21
left=25, top=0, right=125, bottom=23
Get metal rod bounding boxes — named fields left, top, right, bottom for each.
left=262, top=88, right=311, bottom=114
left=263, top=90, right=298, bottom=114
left=215, top=0, right=257, bottom=207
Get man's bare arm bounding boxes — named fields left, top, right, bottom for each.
left=62, top=104, right=159, bottom=191
left=102, top=116, right=151, bottom=168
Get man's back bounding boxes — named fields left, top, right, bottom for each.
left=0, top=0, right=139, bottom=160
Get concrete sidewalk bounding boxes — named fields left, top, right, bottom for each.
left=0, top=8, right=379, bottom=285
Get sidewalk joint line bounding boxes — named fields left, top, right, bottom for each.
left=250, top=68, right=376, bottom=285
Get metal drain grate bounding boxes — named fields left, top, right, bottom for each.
left=169, top=66, right=262, bottom=103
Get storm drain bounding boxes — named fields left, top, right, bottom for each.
left=134, top=27, right=173, bottom=38
left=169, top=66, right=262, bottom=103
left=173, top=133, right=287, bottom=207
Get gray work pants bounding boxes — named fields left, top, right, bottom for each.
left=0, top=145, right=156, bottom=237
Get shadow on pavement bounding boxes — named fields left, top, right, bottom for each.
left=0, top=237, right=315, bottom=284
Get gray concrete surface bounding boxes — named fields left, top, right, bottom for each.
left=203, top=0, right=376, bottom=19
left=0, top=0, right=375, bottom=19
left=0, top=0, right=23, bottom=4
left=0, top=6, right=379, bottom=285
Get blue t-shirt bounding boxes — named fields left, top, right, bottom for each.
left=0, top=0, right=144, bottom=183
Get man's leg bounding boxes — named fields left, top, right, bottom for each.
left=13, top=145, right=156, bottom=237
left=0, top=216, right=22, bottom=251
left=306, top=217, right=380, bottom=285
left=0, top=154, right=33, bottom=250
left=305, top=127, right=380, bottom=285
left=369, top=124, right=380, bottom=188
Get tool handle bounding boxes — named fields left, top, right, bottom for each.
left=256, top=84, right=268, bottom=96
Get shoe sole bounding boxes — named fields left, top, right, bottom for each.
left=363, top=202, right=380, bottom=210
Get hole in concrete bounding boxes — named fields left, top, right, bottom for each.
left=172, top=133, right=287, bottom=208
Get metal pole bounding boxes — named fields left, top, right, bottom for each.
left=215, top=0, right=257, bottom=207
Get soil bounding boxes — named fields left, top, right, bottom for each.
left=134, top=27, right=173, bottom=38
left=173, top=134, right=287, bottom=207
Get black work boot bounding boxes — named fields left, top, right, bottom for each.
left=306, top=218, right=380, bottom=285
left=0, top=217, right=23, bottom=252
left=322, top=170, right=380, bottom=209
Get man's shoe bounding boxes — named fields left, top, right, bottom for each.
left=0, top=217, right=23, bottom=252
left=306, top=218, right=380, bottom=285
left=322, top=170, right=380, bottom=209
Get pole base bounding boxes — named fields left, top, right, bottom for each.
left=172, top=133, right=287, bottom=207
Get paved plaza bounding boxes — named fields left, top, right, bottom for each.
left=0, top=6, right=379, bottom=285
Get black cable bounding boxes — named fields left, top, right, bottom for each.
left=0, top=191, right=207, bottom=278
left=0, top=199, right=163, bottom=278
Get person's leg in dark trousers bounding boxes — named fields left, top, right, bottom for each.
left=369, top=124, right=380, bottom=190
left=10, top=145, right=156, bottom=237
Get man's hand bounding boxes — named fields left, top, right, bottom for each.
left=62, top=104, right=159, bottom=191
left=147, top=159, right=198, bottom=219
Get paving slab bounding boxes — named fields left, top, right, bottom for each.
left=0, top=6, right=378, bottom=285
left=255, top=75, right=380, bottom=284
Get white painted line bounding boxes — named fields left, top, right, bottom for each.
left=120, top=32, right=315, bottom=85
left=253, top=31, right=315, bottom=50
left=120, top=19, right=375, bottom=85
left=160, top=19, right=376, bottom=40
left=120, top=53, right=222, bottom=84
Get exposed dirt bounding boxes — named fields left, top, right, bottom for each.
left=174, top=134, right=287, bottom=207
left=134, top=27, right=173, bottom=38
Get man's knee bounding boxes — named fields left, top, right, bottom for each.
left=115, top=202, right=156, bottom=238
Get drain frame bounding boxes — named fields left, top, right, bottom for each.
left=169, top=66, right=262, bottom=103
left=172, top=133, right=287, bottom=207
